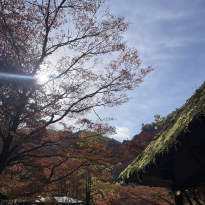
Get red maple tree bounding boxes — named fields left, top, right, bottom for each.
left=0, top=0, right=154, bottom=200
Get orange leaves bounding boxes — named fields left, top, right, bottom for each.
left=120, top=69, right=126, bottom=74
left=75, top=118, right=116, bottom=137
left=81, top=118, right=91, bottom=124
left=126, top=85, right=132, bottom=90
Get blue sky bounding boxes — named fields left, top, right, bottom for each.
left=51, top=0, right=205, bottom=143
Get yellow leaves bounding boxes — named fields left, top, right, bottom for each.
left=78, top=142, right=83, bottom=147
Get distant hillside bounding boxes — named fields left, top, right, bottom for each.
left=47, top=129, right=122, bottom=149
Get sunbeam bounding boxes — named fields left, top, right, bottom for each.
left=0, top=72, right=86, bottom=83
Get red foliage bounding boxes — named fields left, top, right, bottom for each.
left=122, top=125, right=164, bottom=159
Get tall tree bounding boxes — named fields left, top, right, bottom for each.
left=60, top=129, right=126, bottom=205
left=0, top=0, right=154, bottom=199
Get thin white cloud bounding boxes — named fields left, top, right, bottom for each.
left=109, top=126, right=131, bottom=142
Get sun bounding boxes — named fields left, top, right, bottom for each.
left=38, top=75, right=49, bottom=84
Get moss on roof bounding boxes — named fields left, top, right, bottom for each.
left=118, top=81, right=205, bottom=183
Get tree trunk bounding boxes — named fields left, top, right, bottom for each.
left=86, top=177, right=92, bottom=205
left=86, top=191, right=90, bottom=205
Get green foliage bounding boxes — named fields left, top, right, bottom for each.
left=154, top=115, right=167, bottom=125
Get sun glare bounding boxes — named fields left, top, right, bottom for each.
left=38, top=75, right=49, bottom=84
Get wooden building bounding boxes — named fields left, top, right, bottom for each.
left=118, top=81, right=205, bottom=205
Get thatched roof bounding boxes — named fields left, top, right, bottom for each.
left=118, top=81, right=205, bottom=189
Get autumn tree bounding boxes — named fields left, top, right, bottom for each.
left=66, top=130, right=174, bottom=205
left=0, top=0, right=154, bottom=199
left=53, top=129, right=127, bottom=205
